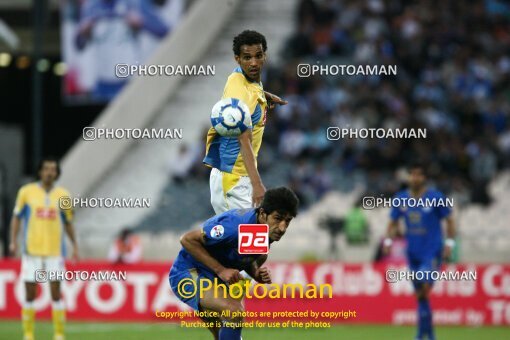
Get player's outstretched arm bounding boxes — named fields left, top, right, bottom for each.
left=264, top=91, right=288, bottom=110
left=8, top=216, right=20, bottom=256
left=180, top=230, right=242, bottom=284
left=238, top=131, right=266, bottom=207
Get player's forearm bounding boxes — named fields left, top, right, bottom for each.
left=239, top=136, right=262, bottom=186
left=180, top=235, right=225, bottom=275
left=246, top=264, right=258, bottom=278
left=385, top=220, right=398, bottom=238
left=445, top=217, right=455, bottom=239
left=264, top=91, right=274, bottom=102
left=256, top=254, right=268, bottom=266
left=246, top=254, right=268, bottom=278
left=65, top=223, right=78, bottom=248
left=9, top=217, right=20, bottom=244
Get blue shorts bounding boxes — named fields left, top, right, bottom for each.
left=408, top=255, right=442, bottom=289
left=169, top=259, right=216, bottom=311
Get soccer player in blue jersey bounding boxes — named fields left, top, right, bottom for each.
left=383, top=163, right=456, bottom=340
left=169, top=187, right=299, bottom=340
left=204, top=30, right=288, bottom=214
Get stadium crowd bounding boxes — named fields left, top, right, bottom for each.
left=262, top=0, right=510, bottom=206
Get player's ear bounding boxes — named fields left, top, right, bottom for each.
left=258, top=208, right=267, bottom=223
left=234, top=54, right=240, bottom=65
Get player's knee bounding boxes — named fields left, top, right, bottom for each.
left=223, top=301, right=244, bottom=323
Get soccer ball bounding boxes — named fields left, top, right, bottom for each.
left=211, top=98, right=252, bottom=137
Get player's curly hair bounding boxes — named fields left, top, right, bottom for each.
left=259, top=187, right=299, bottom=217
left=233, top=30, right=267, bottom=56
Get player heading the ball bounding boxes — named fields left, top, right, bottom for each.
left=203, top=30, right=288, bottom=214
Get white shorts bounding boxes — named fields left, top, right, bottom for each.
left=21, top=254, right=65, bottom=282
left=210, top=168, right=252, bottom=214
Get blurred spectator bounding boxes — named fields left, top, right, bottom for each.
left=309, top=163, right=332, bottom=199
left=108, top=228, right=142, bottom=264
left=374, top=231, right=407, bottom=264
left=344, top=199, right=369, bottom=245
left=287, top=177, right=308, bottom=209
left=279, top=125, right=307, bottom=158
left=261, top=0, right=510, bottom=207
left=468, top=142, right=497, bottom=205
left=169, top=144, right=196, bottom=184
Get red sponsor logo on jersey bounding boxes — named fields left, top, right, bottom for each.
left=238, top=224, right=269, bottom=254
left=36, top=207, right=57, bottom=219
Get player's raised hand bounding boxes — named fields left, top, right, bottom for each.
left=252, top=182, right=266, bottom=208
left=218, top=268, right=242, bottom=284
left=255, top=267, right=272, bottom=284
left=265, top=92, right=288, bottom=110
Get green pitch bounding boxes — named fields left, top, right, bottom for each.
left=0, top=321, right=507, bottom=340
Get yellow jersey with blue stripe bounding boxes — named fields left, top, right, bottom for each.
left=203, top=67, right=268, bottom=176
left=13, top=182, right=73, bottom=257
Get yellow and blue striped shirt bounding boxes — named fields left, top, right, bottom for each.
left=13, top=182, right=73, bottom=257
left=204, top=67, right=268, bottom=177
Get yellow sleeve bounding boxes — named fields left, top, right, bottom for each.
left=13, top=186, right=27, bottom=217
left=60, top=189, right=74, bottom=224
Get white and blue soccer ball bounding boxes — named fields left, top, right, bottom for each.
left=210, top=98, right=252, bottom=137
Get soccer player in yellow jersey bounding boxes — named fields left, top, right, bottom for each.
left=9, top=157, right=79, bottom=340
left=204, top=30, right=287, bottom=214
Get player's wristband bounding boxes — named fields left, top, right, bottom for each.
left=240, top=271, right=253, bottom=280
left=383, top=238, right=393, bottom=247
left=445, top=238, right=455, bottom=248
